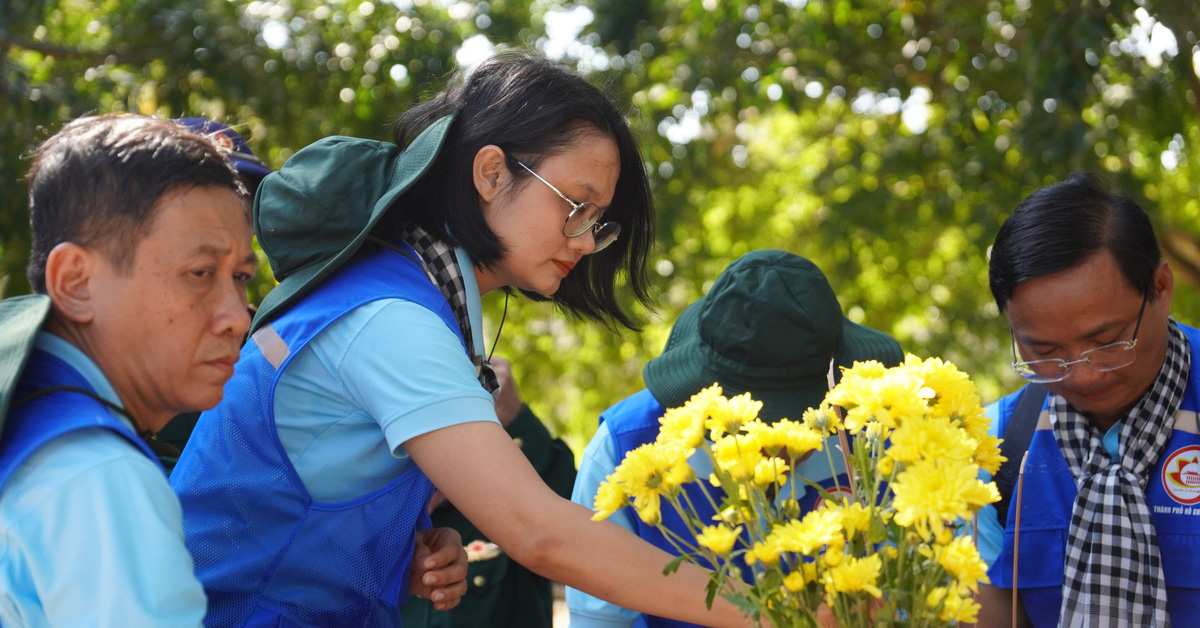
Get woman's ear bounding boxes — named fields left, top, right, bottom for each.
left=43, top=242, right=97, bottom=324
left=473, top=144, right=508, bottom=204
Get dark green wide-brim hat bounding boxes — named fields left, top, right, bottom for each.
left=0, top=295, right=51, bottom=434
left=643, top=250, right=903, bottom=423
left=251, top=115, right=456, bottom=332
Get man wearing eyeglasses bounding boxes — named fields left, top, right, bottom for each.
left=973, top=172, right=1200, bottom=627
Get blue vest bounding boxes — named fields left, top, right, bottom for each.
left=171, top=243, right=455, bottom=628
left=602, top=390, right=853, bottom=628
left=988, top=323, right=1200, bottom=626
left=0, top=347, right=159, bottom=492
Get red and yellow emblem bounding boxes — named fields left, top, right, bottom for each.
left=1161, top=445, right=1200, bottom=505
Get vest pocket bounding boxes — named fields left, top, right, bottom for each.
left=1011, top=527, right=1067, bottom=589
left=1159, top=532, right=1200, bottom=589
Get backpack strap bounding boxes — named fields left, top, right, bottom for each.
left=993, top=382, right=1048, bottom=524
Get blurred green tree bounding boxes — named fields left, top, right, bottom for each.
left=3, top=0, right=1199, bottom=453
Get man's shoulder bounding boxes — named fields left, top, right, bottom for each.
left=985, top=386, right=1032, bottom=438
left=1, top=428, right=165, bottom=520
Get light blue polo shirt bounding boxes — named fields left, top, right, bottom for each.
left=0, top=333, right=207, bottom=627
left=273, top=247, right=500, bottom=502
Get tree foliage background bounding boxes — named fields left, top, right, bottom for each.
left=4, top=0, right=1199, bottom=455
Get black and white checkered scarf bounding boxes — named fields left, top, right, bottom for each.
left=1052, top=319, right=1189, bottom=628
left=396, top=223, right=500, bottom=397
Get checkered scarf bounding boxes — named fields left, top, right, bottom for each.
left=1051, top=319, right=1189, bottom=628
left=396, top=223, right=499, bottom=397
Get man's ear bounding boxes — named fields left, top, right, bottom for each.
left=43, top=242, right=97, bottom=324
left=472, top=144, right=509, bottom=204
left=1152, top=259, right=1175, bottom=311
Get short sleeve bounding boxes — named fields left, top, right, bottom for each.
left=274, top=299, right=499, bottom=502
left=0, top=429, right=206, bottom=627
left=334, top=299, right=499, bottom=455
left=974, top=399, right=1006, bottom=567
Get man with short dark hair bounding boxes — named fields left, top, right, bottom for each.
left=0, top=114, right=257, bottom=626
left=975, top=172, right=1200, bottom=627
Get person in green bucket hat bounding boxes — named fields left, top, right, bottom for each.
left=0, top=114, right=258, bottom=626
left=171, top=51, right=760, bottom=628
left=568, top=249, right=905, bottom=628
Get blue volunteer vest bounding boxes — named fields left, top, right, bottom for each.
left=988, top=323, right=1200, bottom=626
left=0, top=348, right=159, bottom=492
left=171, top=243, right=457, bottom=628
left=602, top=390, right=853, bottom=628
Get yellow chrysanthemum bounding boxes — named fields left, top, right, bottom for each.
left=602, top=442, right=696, bottom=525
left=656, top=404, right=706, bottom=449
left=823, top=536, right=845, bottom=567
left=753, top=457, right=791, bottom=487
left=696, top=524, right=742, bottom=556
left=783, top=571, right=806, bottom=592
left=821, top=554, right=883, bottom=598
left=877, top=456, right=894, bottom=476
left=746, top=419, right=824, bottom=460
left=933, top=385, right=985, bottom=424
left=904, top=355, right=980, bottom=415
left=864, top=420, right=889, bottom=445
left=705, top=392, right=763, bottom=439
left=801, top=402, right=842, bottom=434
left=631, top=488, right=661, bottom=526
left=802, top=561, right=818, bottom=583
left=836, top=500, right=873, bottom=537
left=840, top=360, right=891, bottom=381
left=973, top=433, right=1006, bottom=476
left=591, top=479, right=629, bottom=521
left=612, top=442, right=696, bottom=494
left=711, top=434, right=764, bottom=482
left=937, top=536, right=990, bottom=591
left=891, top=459, right=1000, bottom=537
left=829, top=368, right=928, bottom=432
left=885, top=415, right=975, bottom=466
left=926, top=585, right=980, bottom=623
left=959, top=404, right=991, bottom=435
left=760, top=507, right=844, bottom=557
left=686, top=383, right=725, bottom=413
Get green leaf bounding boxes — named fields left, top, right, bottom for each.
left=662, top=554, right=686, bottom=576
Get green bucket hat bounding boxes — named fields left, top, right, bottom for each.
left=0, top=295, right=52, bottom=435
left=252, top=115, right=456, bottom=332
left=643, top=250, right=903, bottom=422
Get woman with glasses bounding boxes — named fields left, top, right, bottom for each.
left=171, top=52, right=759, bottom=628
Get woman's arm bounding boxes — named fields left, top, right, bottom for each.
left=405, top=420, right=756, bottom=628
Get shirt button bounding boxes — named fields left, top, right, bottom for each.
left=512, top=437, right=524, bottom=449
left=473, top=575, right=487, bottom=588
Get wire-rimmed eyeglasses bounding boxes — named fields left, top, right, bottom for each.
left=1010, top=291, right=1149, bottom=384
left=516, top=160, right=620, bottom=253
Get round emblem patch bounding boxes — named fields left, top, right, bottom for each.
left=211, top=132, right=235, bottom=152
left=1161, top=445, right=1200, bottom=505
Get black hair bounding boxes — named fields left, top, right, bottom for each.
left=387, top=50, right=654, bottom=330
left=26, top=114, right=247, bottom=293
left=989, top=171, right=1161, bottom=311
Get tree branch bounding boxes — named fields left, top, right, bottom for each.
left=1, top=35, right=127, bottom=63
left=1161, top=227, right=1200, bottom=292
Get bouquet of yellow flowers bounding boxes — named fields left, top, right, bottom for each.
left=592, top=355, right=1005, bottom=627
